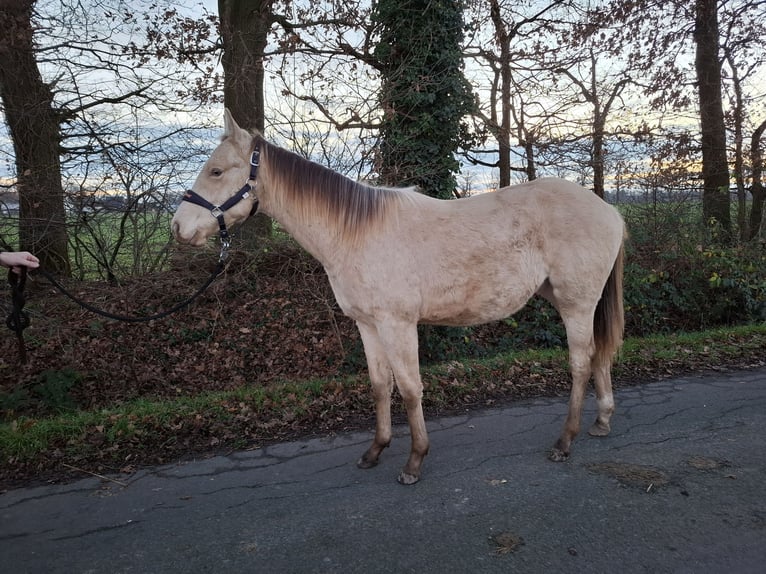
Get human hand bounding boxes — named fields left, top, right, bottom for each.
left=0, top=251, right=40, bottom=274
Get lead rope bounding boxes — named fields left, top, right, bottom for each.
left=6, top=267, right=30, bottom=364
left=5, top=249, right=229, bottom=365
left=35, top=260, right=226, bottom=323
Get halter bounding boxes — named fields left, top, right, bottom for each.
left=181, top=144, right=261, bottom=257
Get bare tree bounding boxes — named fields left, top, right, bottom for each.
left=585, top=0, right=763, bottom=238
left=720, top=0, right=766, bottom=240
left=464, top=0, right=573, bottom=188
left=0, top=0, right=70, bottom=274
left=464, top=0, right=642, bottom=196
left=270, top=0, right=381, bottom=176
left=695, top=0, right=732, bottom=235
left=554, top=48, right=632, bottom=199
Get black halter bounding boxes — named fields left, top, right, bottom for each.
left=182, top=144, right=261, bottom=247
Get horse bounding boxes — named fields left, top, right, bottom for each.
left=171, top=109, right=626, bottom=485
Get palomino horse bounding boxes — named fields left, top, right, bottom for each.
left=172, top=110, right=626, bottom=485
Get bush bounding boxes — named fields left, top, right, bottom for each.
left=1, top=369, right=81, bottom=420
left=623, top=202, right=766, bottom=336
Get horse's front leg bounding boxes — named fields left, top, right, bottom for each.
left=375, top=320, right=428, bottom=485
left=356, top=322, right=394, bottom=470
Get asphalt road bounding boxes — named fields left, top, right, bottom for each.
left=2, top=368, right=765, bottom=573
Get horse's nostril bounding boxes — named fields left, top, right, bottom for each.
left=171, top=221, right=180, bottom=240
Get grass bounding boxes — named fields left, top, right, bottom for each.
left=2, top=323, right=765, bottom=474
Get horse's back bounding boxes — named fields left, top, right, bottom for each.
left=383, top=176, right=624, bottom=280
left=495, top=177, right=619, bottom=218
left=427, top=177, right=623, bottom=247
left=494, top=177, right=624, bottom=248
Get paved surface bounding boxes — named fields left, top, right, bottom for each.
left=2, top=368, right=765, bottom=573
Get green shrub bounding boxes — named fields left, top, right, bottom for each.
left=33, top=369, right=81, bottom=413
left=623, top=235, right=766, bottom=336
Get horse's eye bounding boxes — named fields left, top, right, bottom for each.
left=210, top=168, right=223, bottom=177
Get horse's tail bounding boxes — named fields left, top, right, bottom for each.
left=593, top=236, right=625, bottom=366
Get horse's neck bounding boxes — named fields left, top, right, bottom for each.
left=258, top=150, right=397, bottom=271
left=262, top=195, right=348, bottom=272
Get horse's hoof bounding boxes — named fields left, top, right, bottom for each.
left=588, top=421, right=611, bottom=437
left=548, top=448, right=569, bottom=462
left=397, top=471, right=420, bottom=485
left=357, top=455, right=379, bottom=469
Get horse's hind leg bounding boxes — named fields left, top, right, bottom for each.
left=588, top=359, right=615, bottom=437
left=356, top=322, right=394, bottom=469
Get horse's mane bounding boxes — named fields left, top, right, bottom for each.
left=256, top=136, right=412, bottom=243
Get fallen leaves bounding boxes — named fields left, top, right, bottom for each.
left=2, top=245, right=766, bottom=488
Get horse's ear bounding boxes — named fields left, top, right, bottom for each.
left=222, top=108, right=251, bottom=149
left=223, top=108, right=239, bottom=136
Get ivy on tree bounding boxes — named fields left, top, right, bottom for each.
left=373, top=0, right=475, bottom=200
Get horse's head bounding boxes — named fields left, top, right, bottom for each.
left=171, top=109, right=260, bottom=246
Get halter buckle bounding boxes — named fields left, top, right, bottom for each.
left=211, top=206, right=224, bottom=218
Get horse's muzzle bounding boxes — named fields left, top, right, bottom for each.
left=171, top=220, right=207, bottom=246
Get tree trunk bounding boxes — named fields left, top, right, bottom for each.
left=589, top=51, right=606, bottom=200
left=592, top=119, right=606, bottom=199
left=490, top=0, right=512, bottom=188
left=374, top=0, right=473, bottom=199
left=218, top=0, right=273, bottom=240
left=524, top=138, right=537, bottom=181
left=725, top=53, right=748, bottom=241
left=748, top=119, right=766, bottom=240
left=218, top=0, right=271, bottom=133
left=0, top=0, right=70, bottom=274
left=694, top=0, right=731, bottom=236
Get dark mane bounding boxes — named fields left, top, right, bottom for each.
left=257, top=136, right=409, bottom=242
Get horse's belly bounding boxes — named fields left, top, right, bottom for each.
left=327, top=260, right=542, bottom=327
left=418, top=284, right=535, bottom=327
left=420, top=310, right=515, bottom=327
